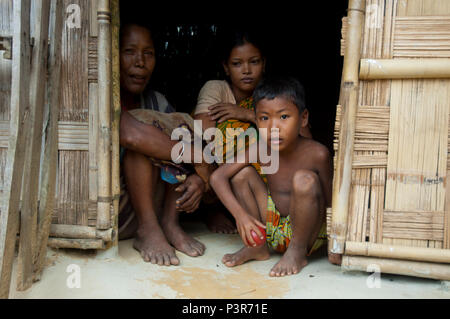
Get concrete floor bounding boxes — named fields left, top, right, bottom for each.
left=10, top=220, right=450, bottom=299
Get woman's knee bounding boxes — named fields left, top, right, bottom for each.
left=292, top=169, right=320, bottom=196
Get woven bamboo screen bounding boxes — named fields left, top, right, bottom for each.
left=330, top=0, right=450, bottom=280
left=0, top=0, right=119, bottom=250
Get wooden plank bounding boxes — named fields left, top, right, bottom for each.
left=0, top=0, right=13, bottom=121
left=33, top=0, right=63, bottom=282
left=16, top=0, right=50, bottom=291
left=0, top=0, right=31, bottom=299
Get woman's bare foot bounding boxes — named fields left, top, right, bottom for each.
left=161, top=220, right=206, bottom=257
left=222, top=245, right=270, bottom=267
left=205, top=209, right=237, bottom=234
left=269, top=245, right=308, bottom=277
left=133, top=223, right=180, bottom=266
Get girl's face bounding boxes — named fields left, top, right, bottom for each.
left=223, top=42, right=265, bottom=98
left=120, top=25, right=155, bottom=95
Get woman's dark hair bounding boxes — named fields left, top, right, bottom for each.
left=119, top=21, right=155, bottom=47
left=217, top=26, right=266, bottom=63
left=253, top=76, right=307, bottom=113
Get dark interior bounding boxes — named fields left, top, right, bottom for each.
left=119, top=2, right=348, bottom=152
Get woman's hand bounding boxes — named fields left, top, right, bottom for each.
left=235, top=213, right=266, bottom=247
left=208, top=103, right=255, bottom=124
left=175, top=174, right=206, bottom=213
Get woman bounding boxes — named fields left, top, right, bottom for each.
left=119, top=23, right=207, bottom=266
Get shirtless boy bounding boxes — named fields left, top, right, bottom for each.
left=209, top=76, right=332, bottom=277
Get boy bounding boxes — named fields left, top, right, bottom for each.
left=209, top=76, right=332, bottom=277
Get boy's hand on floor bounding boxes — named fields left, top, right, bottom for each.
left=236, top=213, right=266, bottom=247
left=175, top=174, right=205, bottom=213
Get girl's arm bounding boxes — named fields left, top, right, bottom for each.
left=208, top=103, right=256, bottom=124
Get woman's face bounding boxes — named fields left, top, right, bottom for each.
left=120, top=25, right=155, bottom=95
left=223, top=42, right=265, bottom=97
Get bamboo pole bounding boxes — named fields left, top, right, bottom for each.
left=16, top=0, right=50, bottom=292
left=345, top=241, right=450, bottom=264
left=47, top=238, right=105, bottom=250
left=329, top=0, right=366, bottom=263
left=342, top=255, right=450, bottom=281
left=109, top=0, right=121, bottom=250
left=360, top=58, right=450, bottom=80
left=96, top=0, right=112, bottom=230
left=446, top=168, right=450, bottom=249
left=33, top=0, right=63, bottom=282
left=50, top=224, right=113, bottom=242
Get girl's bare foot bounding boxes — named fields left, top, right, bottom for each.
left=162, top=220, right=206, bottom=257
left=133, top=223, right=180, bottom=266
left=222, top=245, right=270, bottom=267
left=269, top=245, right=308, bottom=277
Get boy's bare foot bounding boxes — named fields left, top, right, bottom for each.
left=269, top=245, right=308, bottom=277
left=222, top=245, right=270, bottom=267
left=205, top=210, right=237, bottom=234
left=162, top=220, right=206, bottom=257
left=133, top=224, right=180, bottom=266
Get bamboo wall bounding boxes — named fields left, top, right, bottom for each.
left=0, top=0, right=118, bottom=250
left=330, top=0, right=450, bottom=281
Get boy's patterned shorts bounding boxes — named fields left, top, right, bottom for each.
left=265, top=194, right=327, bottom=255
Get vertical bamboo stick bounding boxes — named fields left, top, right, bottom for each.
left=96, top=0, right=112, bottom=230
left=33, top=0, right=63, bottom=281
left=110, top=0, right=120, bottom=247
left=0, top=0, right=31, bottom=299
left=445, top=167, right=450, bottom=249
left=16, top=0, right=50, bottom=292
left=329, top=0, right=366, bottom=262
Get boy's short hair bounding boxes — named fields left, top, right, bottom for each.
left=253, top=76, right=306, bottom=113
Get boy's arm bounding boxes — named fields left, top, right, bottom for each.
left=315, top=146, right=333, bottom=207
left=209, top=160, right=265, bottom=247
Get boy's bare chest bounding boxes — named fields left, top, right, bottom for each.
left=266, top=156, right=316, bottom=193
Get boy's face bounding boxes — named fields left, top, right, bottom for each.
left=255, top=97, right=308, bottom=152
left=120, top=25, right=155, bottom=95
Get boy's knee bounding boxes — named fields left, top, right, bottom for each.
left=292, top=170, right=320, bottom=196
left=231, top=166, right=255, bottom=186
